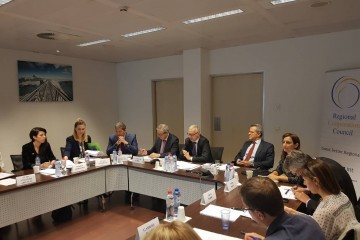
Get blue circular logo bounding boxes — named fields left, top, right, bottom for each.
left=331, top=76, right=360, bottom=109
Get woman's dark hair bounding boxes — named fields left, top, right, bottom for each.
left=299, top=159, right=341, bottom=195
left=281, top=133, right=301, bottom=160
left=29, top=127, right=47, bottom=142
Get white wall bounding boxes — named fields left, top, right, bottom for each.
left=117, top=29, right=360, bottom=163
left=0, top=48, right=118, bottom=171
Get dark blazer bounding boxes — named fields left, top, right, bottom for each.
left=106, top=132, right=138, bottom=156
left=181, top=135, right=213, bottom=163
left=64, top=135, right=92, bottom=160
left=302, top=157, right=358, bottom=215
left=233, top=140, right=275, bottom=170
left=147, top=133, right=179, bottom=158
left=22, top=141, right=56, bottom=170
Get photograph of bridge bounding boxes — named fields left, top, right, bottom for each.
left=18, top=61, right=73, bottom=102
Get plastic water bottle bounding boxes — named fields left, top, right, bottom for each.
left=35, top=155, right=41, bottom=166
left=112, top=150, right=117, bottom=164
left=85, top=153, right=90, bottom=169
left=173, top=188, right=181, bottom=218
left=224, top=163, right=230, bottom=182
left=173, top=155, right=177, bottom=172
left=117, top=149, right=122, bottom=164
left=164, top=155, right=169, bottom=172
left=166, top=189, right=174, bottom=220
left=55, top=160, right=61, bottom=177
left=229, top=163, right=235, bottom=180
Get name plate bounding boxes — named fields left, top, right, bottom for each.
left=95, top=158, right=110, bottom=167
left=224, top=177, right=238, bottom=192
left=132, top=156, right=145, bottom=164
left=200, top=188, right=216, bottom=205
left=16, top=174, right=36, bottom=186
left=71, top=163, right=88, bottom=174
left=135, top=217, right=159, bottom=240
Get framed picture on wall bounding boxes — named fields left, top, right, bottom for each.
left=18, top=60, right=73, bottom=102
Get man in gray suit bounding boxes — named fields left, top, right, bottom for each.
left=106, top=121, right=138, bottom=156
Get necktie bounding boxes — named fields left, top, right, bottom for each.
left=244, top=142, right=256, bottom=161
left=160, top=140, right=166, bottom=154
left=191, top=142, right=197, bottom=156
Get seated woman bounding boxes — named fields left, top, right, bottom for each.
left=285, top=159, right=359, bottom=240
left=144, top=221, right=201, bottom=240
left=63, top=118, right=92, bottom=160
left=268, top=133, right=302, bottom=184
left=22, top=127, right=56, bottom=170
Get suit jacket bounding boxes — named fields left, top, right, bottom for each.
left=64, top=135, right=92, bottom=160
left=233, top=140, right=275, bottom=170
left=22, top=141, right=56, bottom=170
left=181, top=135, right=213, bottom=163
left=106, top=132, right=138, bottom=156
left=303, top=157, right=358, bottom=215
left=147, top=133, right=179, bottom=158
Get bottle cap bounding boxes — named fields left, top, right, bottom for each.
left=167, top=189, right=172, bottom=194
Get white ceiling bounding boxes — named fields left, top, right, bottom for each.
left=0, top=0, right=359, bottom=63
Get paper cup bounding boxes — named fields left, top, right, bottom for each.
left=33, top=165, right=40, bottom=174
left=159, top=158, right=164, bottom=167
left=73, top=157, right=79, bottom=164
left=155, top=161, right=160, bottom=169
left=246, top=170, right=253, bottom=179
left=177, top=206, right=186, bottom=221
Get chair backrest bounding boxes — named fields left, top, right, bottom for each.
left=179, top=143, right=185, bottom=151
left=10, top=154, right=23, bottom=171
left=60, top=147, right=66, bottom=158
left=356, top=197, right=360, bottom=222
left=339, top=223, right=360, bottom=240
left=210, top=147, right=224, bottom=163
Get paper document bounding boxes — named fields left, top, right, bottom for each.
left=218, top=164, right=240, bottom=171
left=200, top=204, right=247, bottom=222
left=194, top=228, right=242, bottom=240
left=85, top=150, right=105, bottom=157
left=40, top=168, right=56, bottom=175
left=0, top=178, right=16, bottom=186
left=0, top=172, right=15, bottom=180
left=279, top=186, right=296, bottom=200
left=176, top=161, right=200, bottom=170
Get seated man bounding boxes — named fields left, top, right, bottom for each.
left=139, top=124, right=179, bottom=158
left=283, top=150, right=357, bottom=215
left=106, top=121, right=138, bottom=156
left=180, top=125, right=213, bottom=163
left=233, top=123, right=274, bottom=170
left=240, top=177, right=325, bottom=240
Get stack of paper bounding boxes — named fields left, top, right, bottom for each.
left=194, top=228, right=242, bottom=240
left=40, top=169, right=56, bottom=175
left=0, top=172, right=15, bottom=180
left=279, top=186, right=296, bottom=200
left=200, top=204, right=250, bottom=222
left=218, top=164, right=240, bottom=171
left=177, top=161, right=200, bottom=170
left=0, top=178, right=16, bottom=186
left=85, top=150, right=105, bottom=157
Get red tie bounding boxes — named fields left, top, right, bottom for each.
left=244, top=142, right=255, bottom=161
left=160, top=140, right=166, bottom=154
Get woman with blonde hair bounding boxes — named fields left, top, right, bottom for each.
left=144, top=221, right=201, bottom=240
left=64, top=118, right=92, bottom=160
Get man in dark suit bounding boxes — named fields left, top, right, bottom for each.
left=233, top=123, right=275, bottom=170
left=106, top=121, right=138, bottom=156
left=140, top=124, right=179, bottom=158
left=284, top=150, right=358, bottom=215
left=180, top=125, right=213, bottom=163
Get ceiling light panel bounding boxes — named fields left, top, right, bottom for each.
left=77, top=39, right=110, bottom=47
left=121, top=27, right=166, bottom=38
left=183, top=9, right=243, bottom=24
left=270, top=0, right=297, bottom=5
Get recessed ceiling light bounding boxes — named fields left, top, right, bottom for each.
left=77, top=39, right=110, bottom=47
left=121, top=27, right=166, bottom=38
left=56, top=50, right=61, bottom=53
left=183, top=9, right=243, bottom=24
left=0, top=0, right=13, bottom=6
left=270, top=0, right=296, bottom=5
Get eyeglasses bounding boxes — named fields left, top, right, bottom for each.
left=187, top=132, right=198, bottom=136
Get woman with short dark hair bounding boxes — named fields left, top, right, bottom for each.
left=22, top=127, right=56, bottom=170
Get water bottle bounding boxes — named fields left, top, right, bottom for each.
left=112, top=150, right=117, bottom=165
left=224, top=163, right=230, bottom=182
left=166, top=189, right=174, bottom=220
left=164, top=155, right=169, bottom=172
left=85, top=153, right=90, bottom=169
left=117, top=149, right=122, bottom=164
left=229, top=163, right=235, bottom=180
left=55, top=160, right=61, bottom=177
left=35, top=155, right=41, bottom=166
left=173, top=155, right=177, bottom=172
left=173, top=188, right=181, bottom=218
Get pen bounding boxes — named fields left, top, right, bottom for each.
left=240, top=231, right=262, bottom=240
left=285, top=189, right=290, bottom=194
left=231, top=207, right=242, bottom=211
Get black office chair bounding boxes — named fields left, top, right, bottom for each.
left=10, top=154, right=23, bottom=172
left=210, top=147, right=224, bottom=163
left=60, top=147, right=66, bottom=158
left=179, top=143, right=185, bottom=151
left=356, top=197, right=360, bottom=222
